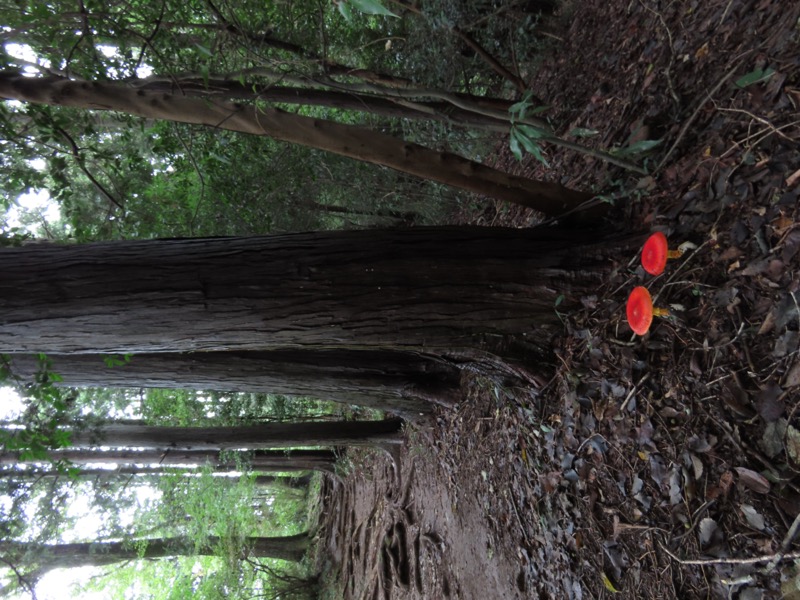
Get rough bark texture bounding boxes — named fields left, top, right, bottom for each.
left=0, top=71, right=590, bottom=214
left=54, top=419, right=403, bottom=450
left=6, top=350, right=460, bottom=415
left=0, top=533, right=310, bottom=571
left=0, top=227, right=637, bottom=364
left=0, top=448, right=338, bottom=472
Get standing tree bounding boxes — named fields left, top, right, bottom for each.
left=0, top=71, right=590, bottom=216
left=5, top=350, right=461, bottom=415
left=0, top=534, right=310, bottom=584
left=0, top=420, right=404, bottom=452
left=0, top=447, right=338, bottom=473
left=0, top=227, right=634, bottom=378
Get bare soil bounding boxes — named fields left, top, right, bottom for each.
left=314, top=0, right=800, bottom=598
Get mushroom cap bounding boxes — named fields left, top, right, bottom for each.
left=626, top=286, right=654, bottom=335
left=641, top=231, right=669, bottom=275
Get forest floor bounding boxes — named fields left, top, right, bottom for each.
left=313, top=0, right=800, bottom=598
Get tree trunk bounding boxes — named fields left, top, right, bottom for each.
left=0, top=448, right=338, bottom=472
left=19, top=419, right=403, bottom=450
left=0, top=467, right=315, bottom=487
left=5, top=350, right=460, bottom=415
left=0, top=533, right=310, bottom=574
left=132, top=79, right=514, bottom=133
left=0, top=71, right=591, bottom=215
left=0, top=227, right=635, bottom=369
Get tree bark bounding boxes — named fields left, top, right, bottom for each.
left=0, top=227, right=637, bottom=366
left=10, top=420, right=403, bottom=450
left=0, top=71, right=590, bottom=215
left=0, top=448, right=338, bottom=472
left=5, top=350, right=460, bottom=415
left=132, top=78, right=514, bottom=133
left=0, top=533, right=310, bottom=572
left=0, top=467, right=314, bottom=489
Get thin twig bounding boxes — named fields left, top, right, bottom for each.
left=661, top=543, right=800, bottom=567
left=655, top=52, right=753, bottom=174
left=765, top=511, right=800, bottom=572
left=716, top=108, right=796, bottom=141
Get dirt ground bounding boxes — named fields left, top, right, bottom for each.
left=314, top=0, right=800, bottom=598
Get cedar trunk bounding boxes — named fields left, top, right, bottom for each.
left=0, top=533, right=310, bottom=571
left=0, top=71, right=590, bottom=215
left=6, top=350, right=460, bottom=415
left=0, top=227, right=634, bottom=365
left=45, top=420, right=403, bottom=450
left=0, top=448, right=338, bottom=472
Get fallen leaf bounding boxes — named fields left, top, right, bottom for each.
left=772, top=214, right=795, bottom=234
left=775, top=331, right=800, bottom=358
left=786, top=167, right=800, bottom=187
left=758, top=310, right=776, bottom=335
left=669, top=466, right=682, bottom=505
left=735, top=467, right=771, bottom=494
left=699, top=517, right=718, bottom=547
left=740, top=504, right=766, bottom=530
left=739, top=587, right=768, bottom=600
left=694, top=41, right=710, bottom=59
left=722, top=380, right=755, bottom=418
left=757, top=383, right=785, bottom=422
left=761, top=419, right=788, bottom=458
left=785, top=359, right=800, bottom=388
left=601, top=572, right=620, bottom=593
left=786, top=425, right=800, bottom=465
left=691, top=454, right=704, bottom=480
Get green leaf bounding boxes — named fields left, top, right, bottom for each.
left=613, top=138, right=662, bottom=157
left=512, top=126, right=550, bottom=166
left=508, top=90, right=542, bottom=119
left=554, top=294, right=565, bottom=307
left=509, top=133, right=523, bottom=161
left=516, top=124, right=548, bottom=140
left=52, top=430, right=72, bottom=448
left=346, top=0, right=398, bottom=17
left=337, top=1, right=354, bottom=20
left=194, top=44, right=213, bottom=58
left=735, top=67, right=775, bottom=88
left=568, top=127, right=599, bottom=138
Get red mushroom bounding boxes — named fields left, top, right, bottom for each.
left=626, top=286, right=669, bottom=335
left=641, top=232, right=683, bottom=276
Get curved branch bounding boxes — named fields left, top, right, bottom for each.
left=53, top=125, right=125, bottom=213
left=0, top=554, right=39, bottom=600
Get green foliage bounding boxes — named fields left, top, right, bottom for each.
left=510, top=124, right=550, bottom=165
left=735, top=67, right=776, bottom=88
left=611, top=138, right=662, bottom=158
left=508, top=91, right=552, bottom=164
left=102, top=354, right=132, bottom=368
left=338, top=0, right=399, bottom=20
left=0, top=354, right=75, bottom=455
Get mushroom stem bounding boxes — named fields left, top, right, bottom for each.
left=666, top=250, right=683, bottom=259
left=652, top=307, right=670, bottom=317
